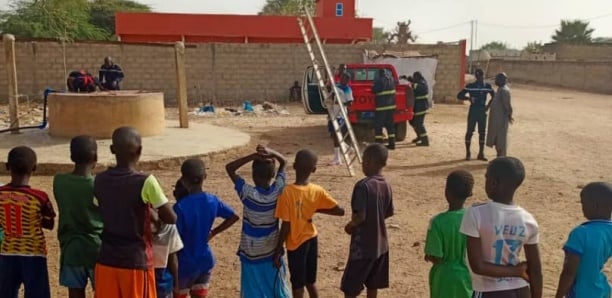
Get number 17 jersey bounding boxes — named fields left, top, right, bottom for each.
left=0, top=184, right=56, bottom=257
left=460, top=201, right=539, bottom=292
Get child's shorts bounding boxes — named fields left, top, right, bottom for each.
left=287, top=236, right=318, bottom=289
left=340, top=251, right=389, bottom=296
left=60, top=266, right=95, bottom=289
left=94, top=263, right=156, bottom=298
left=328, top=118, right=347, bottom=135
left=0, top=255, right=50, bottom=298
left=178, top=271, right=211, bottom=298
left=473, top=286, right=530, bottom=298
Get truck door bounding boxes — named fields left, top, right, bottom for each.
left=302, top=66, right=327, bottom=114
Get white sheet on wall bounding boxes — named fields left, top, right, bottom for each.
left=363, top=56, right=438, bottom=107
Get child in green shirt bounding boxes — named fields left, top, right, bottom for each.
left=53, top=135, right=103, bottom=298
left=425, top=170, right=474, bottom=298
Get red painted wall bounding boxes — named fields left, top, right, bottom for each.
left=116, top=12, right=372, bottom=44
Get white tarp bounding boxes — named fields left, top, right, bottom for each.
left=363, top=55, right=438, bottom=107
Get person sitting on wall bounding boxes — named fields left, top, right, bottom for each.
left=67, top=70, right=98, bottom=93
left=99, top=56, right=124, bottom=91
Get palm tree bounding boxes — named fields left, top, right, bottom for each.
left=552, top=20, right=594, bottom=43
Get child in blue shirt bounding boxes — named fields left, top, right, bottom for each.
left=555, top=182, right=612, bottom=298
left=174, top=158, right=239, bottom=298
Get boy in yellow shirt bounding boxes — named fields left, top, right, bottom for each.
left=274, top=149, right=345, bottom=298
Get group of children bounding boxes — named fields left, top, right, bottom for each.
left=0, top=125, right=610, bottom=298
left=425, top=158, right=612, bottom=298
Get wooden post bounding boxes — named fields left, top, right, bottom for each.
left=174, top=41, right=189, bottom=128
left=3, top=34, right=19, bottom=134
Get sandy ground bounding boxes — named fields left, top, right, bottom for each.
left=2, top=83, right=612, bottom=297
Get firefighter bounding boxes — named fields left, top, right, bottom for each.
left=457, top=69, right=495, bottom=161
left=410, top=72, right=430, bottom=146
left=66, top=70, right=97, bottom=93
left=372, top=68, right=397, bottom=150
left=99, top=56, right=124, bottom=90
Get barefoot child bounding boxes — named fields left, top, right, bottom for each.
left=555, top=182, right=612, bottom=298
left=53, top=136, right=102, bottom=298
left=174, top=159, right=239, bottom=298
left=226, top=145, right=291, bottom=297
left=0, top=146, right=56, bottom=298
left=460, top=157, right=542, bottom=298
left=94, top=127, right=177, bottom=298
left=274, top=149, right=345, bottom=298
left=341, top=144, right=394, bottom=298
left=425, top=170, right=474, bottom=298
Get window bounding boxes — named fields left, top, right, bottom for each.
left=353, top=68, right=367, bottom=81
left=336, top=3, right=344, bottom=17
left=367, top=69, right=379, bottom=80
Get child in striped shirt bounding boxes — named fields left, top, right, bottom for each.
left=226, top=145, right=291, bottom=298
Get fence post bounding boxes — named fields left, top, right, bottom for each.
left=175, top=41, right=189, bottom=128
left=4, top=34, right=19, bottom=134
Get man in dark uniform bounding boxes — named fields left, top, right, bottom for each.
left=457, top=69, right=495, bottom=161
left=99, top=56, right=124, bottom=90
left=372, top=69, right=397, bottom=150
left=67, top=70, right=98, bottom=93
left=409, top=72, right=430, bottom=146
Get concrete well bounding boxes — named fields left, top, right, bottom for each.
left=48, top=91, right=165, bottom=139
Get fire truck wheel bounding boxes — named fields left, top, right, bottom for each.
left=395, top=122, right=408, bottom=142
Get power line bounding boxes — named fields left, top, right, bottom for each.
left=414, top=12, right=612, bottom=35
left=416, top=21, right=471, bottom=34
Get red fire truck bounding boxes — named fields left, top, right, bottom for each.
left=302, top=63, right=414, bottom=141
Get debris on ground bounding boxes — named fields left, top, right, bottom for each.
left=334, top=262, right=346, bottom=271
left=0, top=103, right=46, bottom=128
left=192, top=101, right=291, bottom=118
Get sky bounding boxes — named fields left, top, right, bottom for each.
left=1, top=0, right=612, bottom=49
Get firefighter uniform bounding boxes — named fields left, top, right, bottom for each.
left=410, top=78, right=430, bottom=146
left=372, top=71, right=397, bottom=149
left=99, top=63, right=124, bottom=90
left=457, top=78, right=495, bottom=160
left=67, top=70, right=97, bottom=93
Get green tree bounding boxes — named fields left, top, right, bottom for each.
left=480, top=41, right=509, bottom=51
left=523, top=41, right=543, bottom=53
left=593, top=37, right=612, bottom=43
left=386, top=21, right=416, bottom=44
left=372, top=27, right=387, bottom=44
left=0, top=0, right=107, bottom=41
left=0, top=0, right=151, bottom=41
left=552, top=20, right=594, bottom=43
left=89, top=0, right=151, bottom=37
left=259, top=0, right=315, bottom=16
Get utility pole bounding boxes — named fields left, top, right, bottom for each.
left=469, top=20, right=475, bottom=73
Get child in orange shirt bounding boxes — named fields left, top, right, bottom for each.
left=274, top=149, right=345, bottom=298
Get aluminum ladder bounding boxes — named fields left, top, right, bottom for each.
left=297, top=7, right=362, bottom=176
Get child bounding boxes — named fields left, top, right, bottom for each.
left=460, top=157, right=542, bottom=298
left=53, top=135, right=103, bottom=298
left=93, top=126, right=177, bottom=298
left=0, top=146, right=56, bottom=298
left=226, top=145, right=291, bottom=297
left=174, top=158, right=239, bottom=298
left=341, top=144, right=394, bottom=298
left=151, top=205, right=184, bottom=298
left=274, top=149, right=345, bottom=298
left=328, top=72, right=354, bottom=166
left=555, top=182, right=612, bottom=298
left=424, top=170, right=474, bottom=298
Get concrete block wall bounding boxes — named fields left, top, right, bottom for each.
left=543, top=43, right=612, bottom=61
left=488, top=59, right=612, bottom=94
left=0, top=40, right=464, bottom=105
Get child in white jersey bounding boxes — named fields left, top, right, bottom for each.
left=460, top=157, right=542, bottom=298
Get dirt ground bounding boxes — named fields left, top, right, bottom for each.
left=2, top=83, right=612, bottom=297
